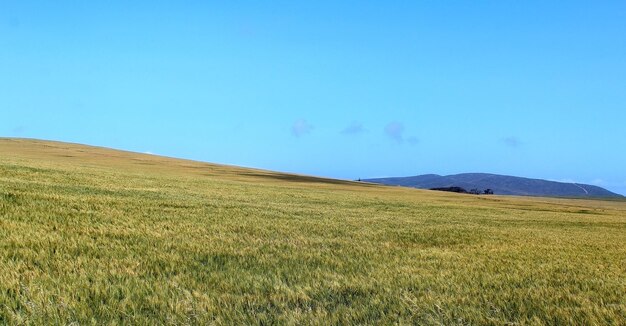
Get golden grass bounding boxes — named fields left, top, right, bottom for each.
left=1, top=138, right=625, bottom=324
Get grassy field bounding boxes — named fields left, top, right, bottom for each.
left=1, top=138, right=625, bottom=325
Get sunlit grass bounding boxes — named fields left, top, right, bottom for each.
left=1, top=138, right=625, bottom=324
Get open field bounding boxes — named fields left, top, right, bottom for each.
left=1, top=138, right=625, bottom=324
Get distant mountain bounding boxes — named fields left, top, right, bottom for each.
left=364, top=173, right=623, bottom=198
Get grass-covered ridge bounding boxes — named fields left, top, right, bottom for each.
left=1, top=138, right=625, bottom=324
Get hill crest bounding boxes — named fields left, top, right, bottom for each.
left=364, top=173, right=623, bottom=198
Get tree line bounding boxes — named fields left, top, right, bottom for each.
left=430, top=187, right=494, bottom=195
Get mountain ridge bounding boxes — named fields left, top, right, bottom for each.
left=364, top=173, right=623, bottom=198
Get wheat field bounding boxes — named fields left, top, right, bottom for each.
left=0, top=138, right=624, bottom=324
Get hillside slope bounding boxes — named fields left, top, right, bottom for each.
left=365, top=173, right=622, bottom=197
left=1, top=138, right=625, bottom=324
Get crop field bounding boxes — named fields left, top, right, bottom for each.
left=0, top=138, right=625, bottom=324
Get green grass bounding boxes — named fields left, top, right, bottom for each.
left=1, top=138, right=625, bottom=325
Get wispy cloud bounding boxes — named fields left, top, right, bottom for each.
left=589, top=178, right=606, bottom=186
left=384, top=121, right=405, bottom=143
left=341, top=122, right=366, bottom=135
left=384, top=121, right=419, bottom=145
left=291, top=119, right=313, bottom=137
left=503, top=136, right=521, bottom=148
left=554, top=178, right=577, bottom=184
left=12, top=126, right=26, bottom=135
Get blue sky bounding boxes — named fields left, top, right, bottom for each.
left=2, top=1, right=626, bottom=195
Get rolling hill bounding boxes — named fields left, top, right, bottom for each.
left=1, top=138, right=625, bottom=324
left=364, top=173, right=623, bottom=197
